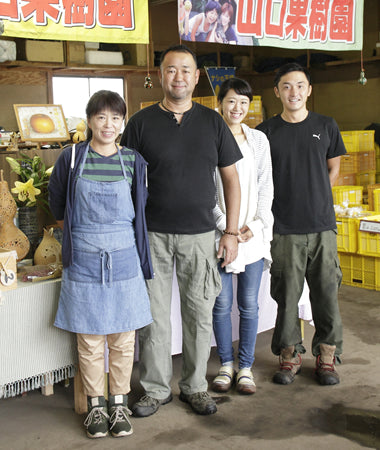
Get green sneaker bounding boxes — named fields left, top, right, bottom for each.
left=84, top=396, right=109, bottom=439
left=108, top=394, right=133, bottom=437
left=179, top=391, right=217, bottom=415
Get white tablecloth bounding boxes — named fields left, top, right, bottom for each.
left=169, top=269, right=313, bottom=355
left=0, top=280, right=77, bottom=399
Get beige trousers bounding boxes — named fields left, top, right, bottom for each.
left=77, top=331, right=135, bottom=397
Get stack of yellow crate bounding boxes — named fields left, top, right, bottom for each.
left=241, top=96, right=263, bottom=129
left=192, top=96, right=218, bottom=110
left=336, top=207, right=380, bottom=291
left=334, top=131, right=379, bottom=290
left=141, top=96, right=264, bottom=127
left=141, top=96, right=218, bottom=111
left=338, top=130, right=376, bottom=203
left=367, top=183, right=380, bottom=212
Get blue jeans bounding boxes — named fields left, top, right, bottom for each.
left=212, top=259, right=264, bottom=369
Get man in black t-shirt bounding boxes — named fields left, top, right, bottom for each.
left=121, top=44, right=241, bottom=416
left=257, top=62, right=345, bottom=387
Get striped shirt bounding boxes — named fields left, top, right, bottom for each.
left=82, top=147, right=135, bottom=185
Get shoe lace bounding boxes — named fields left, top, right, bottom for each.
left=139, top=395, right=158, bottom=406
left=316, top=355, right=336, bottom=373
left=279, top=354, right=302, bottom=372
left=194, top=392, right=210, bottom=401
left=109, top=405, right=132, bottom=430
left=84, top=407, right=109, bottom=428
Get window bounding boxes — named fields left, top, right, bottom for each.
left=52, top=76, right=124, bottom=127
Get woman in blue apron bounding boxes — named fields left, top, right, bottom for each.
left=48, top=91, right=153, bottom=439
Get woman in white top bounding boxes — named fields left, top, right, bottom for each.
left=189, top=0, right=220, bottom=41
left=212, top=78, right=274, bottom=395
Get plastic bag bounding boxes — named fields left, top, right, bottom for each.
left=18, top=263, right=62, bottom=282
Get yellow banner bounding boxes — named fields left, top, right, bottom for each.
left=0, top=0, right=149, bottom=43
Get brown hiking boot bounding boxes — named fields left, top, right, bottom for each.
left=273, top=346, right=302, bottom=385
left=315, top=344, right=340, bottom=385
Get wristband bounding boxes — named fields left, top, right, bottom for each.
left=223, top=229, right=239, bottom=237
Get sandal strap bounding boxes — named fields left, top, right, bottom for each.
left=237, top=369, right=255, bottom=385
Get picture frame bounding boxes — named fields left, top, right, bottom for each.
left=13, top=104, right=70, bottom=142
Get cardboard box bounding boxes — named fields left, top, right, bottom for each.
left=25, top=40, right=64, bottom=63
left=0, top=248, right=17, bottom=291
left=67, top=41, right=85, bottom=64
left=85, top=50, right=123, bottom=65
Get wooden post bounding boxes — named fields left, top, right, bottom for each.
left=74, top=368, right=108, bottom=413
left=41, top=375, right=54, bottom=396
left=74, top=367, right=87, bottom=414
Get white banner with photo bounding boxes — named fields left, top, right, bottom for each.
left=179, top=0, right=363, bottom=51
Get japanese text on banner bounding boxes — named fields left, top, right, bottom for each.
left=0, top=0, right=149, bottom=43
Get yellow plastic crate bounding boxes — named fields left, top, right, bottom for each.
left=357, top=214, right=380, bottom=257
left=248, top=96, right=262, bottom=114
left=338, top=252, right=380, bottom=290
left=141, top=96, right=219, bottom=111
left=374, top=189, right=380, bottom=212
left=192, top=96, right=218, bottom=111
left=341, top=130, right=375, bottom=153
left=336, top=216, right=360, bottom=252
left=376, top=155, right=380, bottom=172
left=335, top=172, right=356, bottom=186
left=336, top=212, right=377, bottom=253
left=355, top=171, right=376, bottom=193
left=242, top=114, right=263, bottom=128
left=339, top=154, right=359, bottom=174
left=140, top=100, right=158, bottom=109
left=332, top=185, right=363, bottom=206
left=367, top=184, right=380, bottom=211
left=359, top=151, right=376, bottom=171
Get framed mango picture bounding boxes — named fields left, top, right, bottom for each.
left=13, top=104, right=70, bottom=142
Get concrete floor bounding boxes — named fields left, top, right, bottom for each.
left=1, top=284, right=379, bottom=450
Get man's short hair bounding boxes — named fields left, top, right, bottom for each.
left=160, top=44, right=197, bottom=68
left=274, top=62, right=312, bottom=87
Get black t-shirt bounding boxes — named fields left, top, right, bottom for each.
left=121, top=102, right=242, bottom=234
left=256, top=112, right=346, bottom=234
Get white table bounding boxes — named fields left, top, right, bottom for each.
left=0, top=279, right=77, bottom=399
left=168, top=268, right=312, bottom=355
left=0, top=271, right=312, bottom=410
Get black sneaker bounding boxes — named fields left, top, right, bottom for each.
left=108, top=394, right=133, bottom=437
left=131, top=393, right=173, bottom=417
left=84, top=396, right=109, bottom=439
left=179, top=391, right=217, bottom=415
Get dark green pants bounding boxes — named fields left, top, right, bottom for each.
left=270, top=230, right=343, bottom=357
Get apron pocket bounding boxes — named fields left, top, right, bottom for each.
left=68, top=247, right=138, bottom=283
left=88, top=192, right=118, bottom=224
left=111, top=247, right=138, bottom=281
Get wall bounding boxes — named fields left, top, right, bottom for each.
left=0, top=70, right=48, bottom=131
left=254, top=74, right=380, bottom=131
left=0, top=0, right=379, bottom=132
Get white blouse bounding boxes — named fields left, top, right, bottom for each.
left=214, top=123, right=274, bottom=273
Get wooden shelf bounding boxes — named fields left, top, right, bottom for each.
left=0, top=60, right=151, bottom=73
left=0, top=60, right=66, bottom=70
left=324, top=56, right=380, bottom=67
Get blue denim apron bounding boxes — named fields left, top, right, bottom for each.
left=54, top=144, right=152, bottom=335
